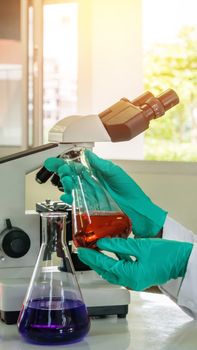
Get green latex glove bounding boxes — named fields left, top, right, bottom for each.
left=77, top=238, right=193, bottom=291
left=44, top=150, right=167, bottom=237
left=44, top=154, right=116, bottom=211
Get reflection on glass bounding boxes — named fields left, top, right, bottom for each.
left=28, top=5, right=33, bottom=147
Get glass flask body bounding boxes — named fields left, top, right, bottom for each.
left=17, top=212, right=90, bottom=345
left=63, top=148, right=132, bottom=248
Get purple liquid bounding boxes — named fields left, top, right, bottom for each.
left=18, top=297, right=90, bottom=344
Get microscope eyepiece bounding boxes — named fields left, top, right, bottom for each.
left=157, top=89, right=180, bottom=112
left=140, top=89, right=179, bottom=119
left=98, top=88, right=179, bottom=142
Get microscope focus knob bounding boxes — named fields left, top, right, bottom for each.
left=1, top=219, right=31, bottom=258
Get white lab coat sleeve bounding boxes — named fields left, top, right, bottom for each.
left=159, top=216, right=197, bottom=319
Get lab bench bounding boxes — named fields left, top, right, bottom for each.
left=0, top=291, right=196, bottom=350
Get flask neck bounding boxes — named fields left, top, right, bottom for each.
left=41, top=213, right=67, bottom=247
left=61, top=147, right=89, bottom=171
left=41, top=213, right=73, bottom=269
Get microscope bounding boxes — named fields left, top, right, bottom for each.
left=0, top=89, right=179, bottom=324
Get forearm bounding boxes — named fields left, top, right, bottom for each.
left=159, top=216, right=197, bottom=319
left=162, top=216, right=197, bottom=243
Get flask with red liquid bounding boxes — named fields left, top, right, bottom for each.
left=63, top=147, right=132, bottom=248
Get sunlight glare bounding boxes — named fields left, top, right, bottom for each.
left=143, top=0, right=197, bottom=50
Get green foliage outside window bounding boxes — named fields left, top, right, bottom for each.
left=144, top=26, right=197, bottom=161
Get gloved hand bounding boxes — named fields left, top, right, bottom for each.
left=77, top=238, right=193, bottom=291
left=44, top=150, right=167, bottom=237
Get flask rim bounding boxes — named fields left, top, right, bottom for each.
left=62, top=147, right=84, bottom=162
left=40, top=212, right=67, bottom=218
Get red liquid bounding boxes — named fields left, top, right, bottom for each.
left=73, top=211, right=132, bottom=248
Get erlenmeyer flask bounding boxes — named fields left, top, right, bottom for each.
left=62, top=147, right=132, bottom=248
left=17, top=212, right=90, bottom=345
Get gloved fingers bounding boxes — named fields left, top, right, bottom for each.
left=89, top=261, right=131, bottom=288
left=60, top=176, right=74, bottom=193
left=87, top=256, right=138, bottom=289
left=82, top=171, right=112, bottom=209
left=60, top=193, right=73, bottom=205
left=85, top=150, right=141, bottom=198
left=69, top=161, right=84, bottom=175
left=58, top=163, right=72, bottom=177
left=85, top=149, right=117, bottom=177
left=83, top=263, right=108, bottom=278
left=103, top=257, right=142, bottom=290
left=100, top=269, right=124, bottom=285
left=59, top=163, right=92, bottom=194
left=77, top=248, right=124, bottom=285
left=96, top=237, right=141, bottom=259
left=78, top=246, right=140, bottom=289
left=75, top=176, right=96, bottom=203
left=95, top=269, right=119, bottom=285
left=44, top=157, right=65, bottom=172
left=80, top=261, right=119, bottom=286
left=77, top=247, right=118, bottom=271
left=58, top=162, right=84, bottom=179
left=96, top=261, right=149, bottom=291
left=82, top=169, right=98, bottom=190
left=59, top=173, right=100, bottom=210
left=58, top=175, right=74, bottom=204
left=59, top=166, right=95, bottom=193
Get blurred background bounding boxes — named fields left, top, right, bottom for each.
left=0, top=0, right=196, bottom=160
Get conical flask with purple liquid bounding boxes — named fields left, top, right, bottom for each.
left=17, top=212, right=90, bottom=345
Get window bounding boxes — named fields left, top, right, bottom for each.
left=42, top=3, right=78, bottom=144
left=143, top=0, right=197, bottom=161
left=3, top=1, right=196, bottom=161
left=0, top=0, right=23, bottom=150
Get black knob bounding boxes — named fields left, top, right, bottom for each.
left=1, top=219, right=31, bottom=258
left=35, top=166, right=53, bottom=184
left=35, top=155, right=61, bottom=184
left=50, top=173, right=64, bottom=191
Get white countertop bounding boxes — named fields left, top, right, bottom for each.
left=0, top=291, right=196, bottom=350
